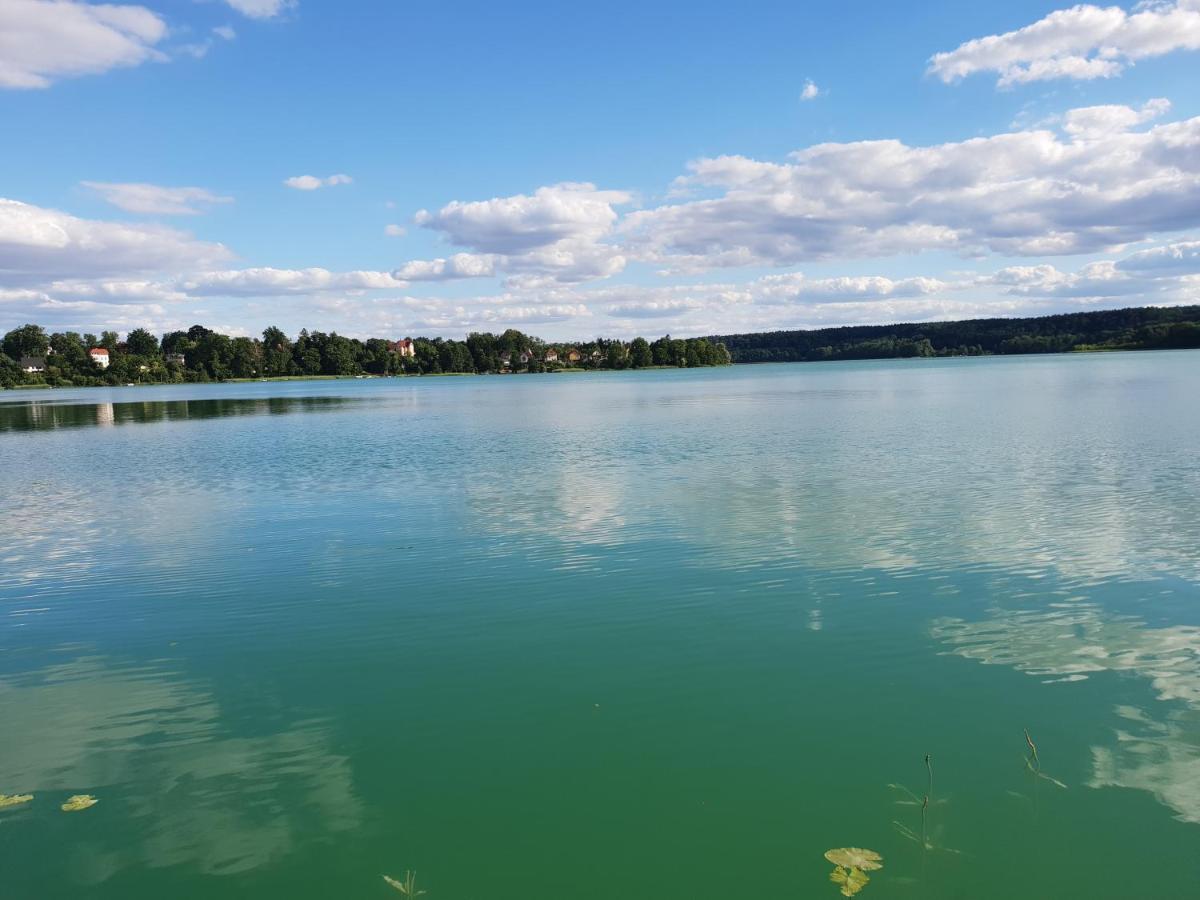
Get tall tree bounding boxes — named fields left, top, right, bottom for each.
left=126, top=328, right=159, bottom=356
left=3, top=324, right=48, bottom=359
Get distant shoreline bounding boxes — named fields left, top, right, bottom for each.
left=4, top=345, right=1198, bottom=393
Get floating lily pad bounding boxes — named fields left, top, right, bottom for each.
left=830, top=865, right=870, bottom=897
left=824, top=848, right=883, bottom=871
left=61, top=795, right=98, bottom=812
left=0, top=794, right=33, bottom=809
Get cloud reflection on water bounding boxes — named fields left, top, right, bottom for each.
left=0, top=655, right=361, bottom=882
left=932, top=605, right=1200, bottom=822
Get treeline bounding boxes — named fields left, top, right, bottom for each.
left=711, top=305, right=1200, bottom=363
left=0, top=324, right=730, bottom=389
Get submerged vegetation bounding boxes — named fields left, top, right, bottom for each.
left=383, top=871, right=426, bottom=897
left=1024, top=728, right=1068, bottom=790
left=712, top=305, right=1200, bottom=363
left=0, top=323, right=730, bottom=389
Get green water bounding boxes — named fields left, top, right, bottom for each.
left=1, top=354, right=1198, bottom=899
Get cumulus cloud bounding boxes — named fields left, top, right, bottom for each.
left=82, top=181, right=234, bottom=216
left=1063, top=97, right=1171, bottom=138
left=223, top=0, right=295, bottom=19
left=801, top=79, right=821, bottom=101
left=180, top=267, right=405, bottom=296
left=0, top=197, right=232, bottom=284
left=624, top=106, right=1200, bottom=267
left=0, top=0, right=167, bottom=89
left=414, top=182, right=630, bottom=254
left=284, top=174, right=353, bottom=190
left=753, top=273, right=950, bottom=303
left=929, top=1, right=1200, bottom=88
left=1117, top=239, right=1200, bottom=273
left=394, top=253, right=497, bottom=281
left=406, top=182, right=631, bottom=284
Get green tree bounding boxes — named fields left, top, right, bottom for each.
left=261, top=326, right=293, bottom=376
left=126, top=328, right=159, bottom=357
left=3, top=324, right=48, bottom=359
left=629, top=337, right=653, bottom=368
left=230, top=337, right=261, bottom=377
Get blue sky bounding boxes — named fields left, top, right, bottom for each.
left=2, top=0, right=1199, bottom=340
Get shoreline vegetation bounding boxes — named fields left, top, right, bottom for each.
left=3, top=305, right=1198, bottom=391
left=711, top=304, right=1200, bottom=363
left=0, top=326, right=731, bottom=390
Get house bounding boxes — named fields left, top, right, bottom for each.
left=89, top=348, right=110, bottom=369
left=166, top=352, right=187, bottom=366
left=562, top=348, right=582, bottom=364
left=499, top=351, right=512, bottom=366
left=544, top=348, right=558, bottom=363
left=590, top=349, right=603, bottom=361
left=388, top=339, right=416, bottom=358
left=20, top=356, right=46, bottom=373
left=518, top=349, right=533, bottom=364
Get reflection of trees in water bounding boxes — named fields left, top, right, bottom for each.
left=0, top=396, right=359, bottom=431
left=932, top=605, right=1200, bottom=822
left=0, top=656, right=361, bottom=883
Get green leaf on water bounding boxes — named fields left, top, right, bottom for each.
left=824, top=848, right=883, bottom=871
left=830, top=865, right=870, bottom=897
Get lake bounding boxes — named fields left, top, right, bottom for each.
left=1, top=352, right=1198, bottom=899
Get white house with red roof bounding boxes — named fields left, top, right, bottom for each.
left=89, top=348, right=110, bottom=368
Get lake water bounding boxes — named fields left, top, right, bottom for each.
left=1, top=353, right=1198, bottom=899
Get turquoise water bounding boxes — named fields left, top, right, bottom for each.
left=1, top=353, right=1198, bottom=899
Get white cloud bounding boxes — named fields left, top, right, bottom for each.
left=929, top=1, right=1200, bottom=88
left=753, top=273, right=951, bottom=303
left=223, top=0, right=296, bottom=19
left=624, top=106, right=1200, bottom=267
left=801, top=79, right=821, bottom=101
left=82, top=181, right=234, bottom=216
left=414, top=181, right=630, bottom=254
left=1063, top=97, right=1171, bottom=138
left=284, top=174, right=353, bottom=190
left=0, top=197, right=232, bottom=284
left=394, top=253, right=496, bottom=281
left=1117, top=239, right=1200, bottom=273
left=213, top=25, right=237, bottom=41
left=181, top=267, right=405, bottom=296
left=407, top=182, right=631, bottom=284
left=0, top=0, right=167, bottom=89
left=383, top=224, right=406, bottom=237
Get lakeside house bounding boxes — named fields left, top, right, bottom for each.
left=166, top=352, right=186, bottom=366
left=89, top=348, right=110, bottom=368
left=388, top=339, right=416, bottom=358
left=518, top=349, right=533, bottom=364
left=563, top=348, right=582, bottom=364
left=590, top=349, right=603, bottom=361
left=20, top=356, right=46, bottom=373
left=544, top=348, right=558, bottom=363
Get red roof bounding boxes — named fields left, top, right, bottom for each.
left=89, top=348, right=109, bottom=356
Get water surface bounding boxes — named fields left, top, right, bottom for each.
left=2, top=354, right=1198, bottom=899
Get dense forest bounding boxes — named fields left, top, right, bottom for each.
left=712, top=305, right=1200, bottom=363
left=0, top=324, right=731, bottom=389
